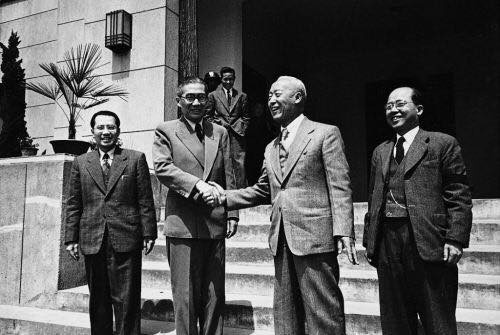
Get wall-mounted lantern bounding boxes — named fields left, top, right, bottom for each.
left=105, top=10, right=132, bottom=53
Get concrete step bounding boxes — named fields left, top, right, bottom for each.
left=148, top=240, right=500, bottom=276
left=141, top=261, right=500, bottom=310
left=0, top=305, right=273, bottom=335
left=25, top=286, right=500, bottom=335
left=157, top=219, right=500, bottom=246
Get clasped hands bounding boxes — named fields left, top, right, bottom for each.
left=195, top=180, right=226, bottom=208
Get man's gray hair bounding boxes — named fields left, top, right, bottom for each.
left=276, top=76, right=307, bottom=101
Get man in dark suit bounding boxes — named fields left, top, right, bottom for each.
left=152, top=77, right=238, bottom=335
left=207, top=66, right=250, bottom=187
left=363, top=87, right=473, bottom=334
left=208, top=76, right=358, bottom=335
left=65, top=110, right=157, bottom=335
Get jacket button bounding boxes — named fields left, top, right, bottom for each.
left=386, top=212, right=392, bottom=217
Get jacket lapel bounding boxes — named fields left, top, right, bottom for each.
left=381, top=141, right=394, bottom=182
left=86, top=150, right=106, bottom=194
left=229, top=89, right=241, bottom=113
left=282, top=118, right=313, bottom=182
left=175, top=119, right=205, bottom=167
left=105, top=147, right=128, bottom=197
left=215, top=87, right=230, bottom=115
left=404, top=129, right=428, bottom=175
left=202, top=121, right=219, bottom=180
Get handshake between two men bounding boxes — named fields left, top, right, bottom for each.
left=195, top=180, right=227, bottom=208
left=195, top=180, right=236, bottom=238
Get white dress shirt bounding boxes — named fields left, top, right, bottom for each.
left=394, top=126, right=420, bottom=158
left=99, top=147, right=115, bottom=167
left=281, top=114, right=305, bottom=151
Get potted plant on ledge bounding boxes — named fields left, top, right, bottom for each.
left=19, top=135, right=38, bottom=156
left=26, top=43, right=128, bottom=155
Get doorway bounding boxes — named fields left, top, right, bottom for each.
left=241, top=0, right=500, bottom=199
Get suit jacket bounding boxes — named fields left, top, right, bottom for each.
left=153, top=118, right=238, bottom=239
left=207, top=86, right=250, bottom=137
left=65, top=148, right=157, bottom=255
left=226, top=117, right=354, bottom=256
left=363, top=129, right=473, bottom=264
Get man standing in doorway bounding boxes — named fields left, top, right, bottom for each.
left=65, top=110, right=157, bottom=335
left=207, top=76, right=358, bottom=335
left=153, top=77, right=238, bottom=334
left=207, top=66, right=250, bottom=187
left=363, top=87, right=473, bottom=334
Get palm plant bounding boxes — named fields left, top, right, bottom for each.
left=26, top=43, right=128, bottom=139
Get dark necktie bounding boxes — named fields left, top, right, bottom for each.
left=102, top=153, right=111, bottom=185
left=227, top=89, right=232, bottom=106
left=195, top=123, right=204, bottom=142
left=395, top=136, right=405, bottom=164
left=279, top=128, right=289, bottom=173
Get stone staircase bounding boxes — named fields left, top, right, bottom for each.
left=1, top=199, right=499, bottom=334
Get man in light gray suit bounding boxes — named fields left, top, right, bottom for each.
left=153, top=77, right=238, bottom=335
left=208, top=76, right=358, bottom=335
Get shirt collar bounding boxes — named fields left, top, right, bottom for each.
left=184, top=117, right=203, bottom=132
left=397, top=126, right=419, bottom=145
left=281, top=113, right=305, bottom=134
left=99, top=147, right=115, bottom=160
left=224, top=87, right=232, bottom=96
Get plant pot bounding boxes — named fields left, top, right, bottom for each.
left=50, top=139, right=92, bottom=156
left=21, top=147, right=38, bottom=156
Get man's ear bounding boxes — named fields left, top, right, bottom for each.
left=416, top=105, right=424, bottom=117
left=176, top=97, right=182, bottom=108
left=294, top=92, right=303, bottom=105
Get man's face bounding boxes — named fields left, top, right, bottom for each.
left=268, top=79, right=301, bottom=127
left=177, top=83, right=207, bottom=123
left=221, top=72, right=235, bottom=90
left=91, top=115, right=120, bottom=152
left=385, top=87, right=423, bottom=135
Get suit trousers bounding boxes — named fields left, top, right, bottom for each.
left=166, top=237, right=225, bottom=335
left=377, top=218, right=458, bottom=335
left=273, top=228, right=345, bottom=335
left=84, top=229, right=142, bottom=335
left=228, top=130, right=247, bottom=188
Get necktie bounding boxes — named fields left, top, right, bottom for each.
left=195, top=123, right=204, bottom=142
left=102, top=153, right=110, bottom=185
left=395, top=136, right=405, bottom=164
left=227, top=89, right=232, bottom=107
left=279, top=128, right=289, bottom=173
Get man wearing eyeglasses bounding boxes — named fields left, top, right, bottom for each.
left=363, top=87, right=472, bottom=334
left=152, top=77, right=238, bottom=335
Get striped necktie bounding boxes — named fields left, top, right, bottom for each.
left=102, top=153, right=111, bottom=185
left=279, top=128, right=289, bottom=173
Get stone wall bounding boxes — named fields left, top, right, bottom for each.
left=0, top=155, right=86, bottom=305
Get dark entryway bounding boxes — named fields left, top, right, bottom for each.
left=242, top=0, right=500, bottom=199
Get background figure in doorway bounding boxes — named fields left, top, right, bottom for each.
left=207, top=66, right=250, bottom=187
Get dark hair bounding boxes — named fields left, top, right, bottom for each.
left=410, top=87, right=423, bottom=105
left=177, top=77, right=207, bottom=97
left=220, top=66, right=235, bottom=77
left=90, top=110, right=121, bottom=129
left=204, top=71, right=220, bottom=81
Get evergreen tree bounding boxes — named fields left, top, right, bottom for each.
left=0, top=31, right=27, bottom=157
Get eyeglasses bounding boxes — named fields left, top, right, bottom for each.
left=181, top=94, right=208, bottom=103
left=385, top=101, right=414, bottom=111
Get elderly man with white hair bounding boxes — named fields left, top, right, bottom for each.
left=207, top=76, right=357, bottom=335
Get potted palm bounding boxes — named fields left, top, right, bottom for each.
left=26, top=43, right=128, bottom=155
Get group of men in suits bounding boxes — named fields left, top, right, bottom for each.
left=64, top=74, right=472, bottom=335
